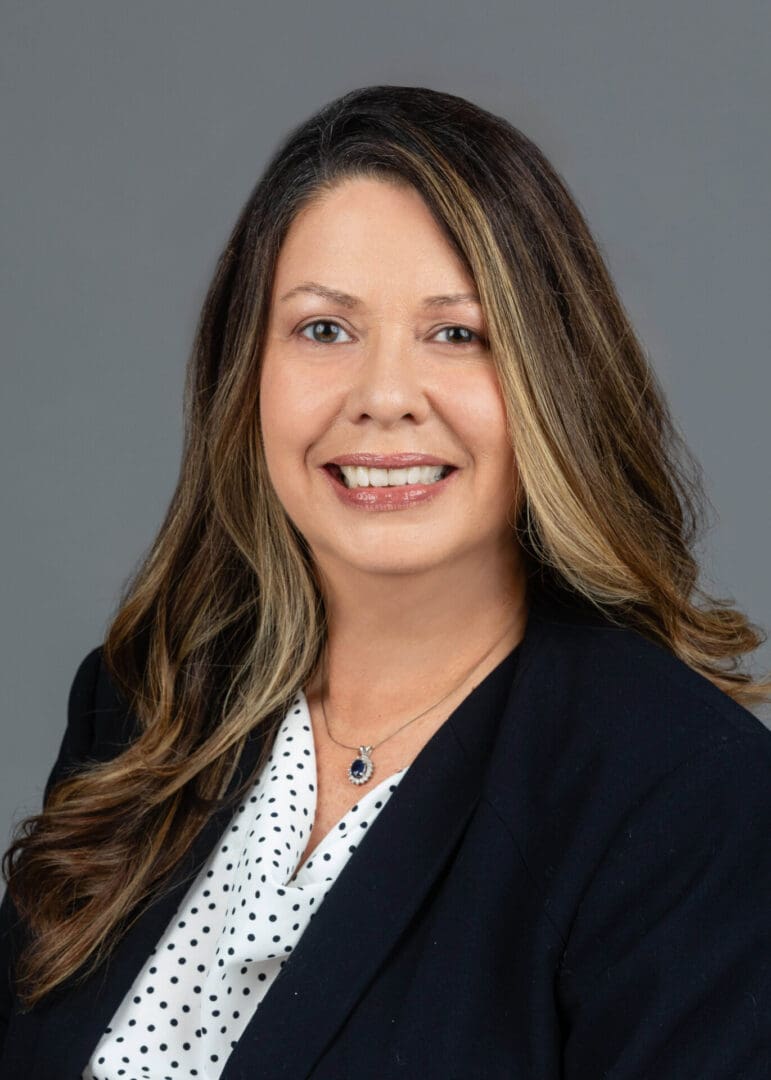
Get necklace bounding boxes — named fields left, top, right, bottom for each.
left=319, top=620, right=520, bottom=785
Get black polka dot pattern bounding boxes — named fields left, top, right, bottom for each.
left=83, top=691, right=409, bottom=1079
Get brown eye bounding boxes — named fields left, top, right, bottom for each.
left=298, top=320, right=354, bottom=345
left=434, top=326, right=486, bottom=346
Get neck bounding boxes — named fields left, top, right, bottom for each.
left=307, top=543, right=529, bottom=730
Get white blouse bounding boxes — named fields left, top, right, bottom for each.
left=84, top=689, right=410, bottom=1080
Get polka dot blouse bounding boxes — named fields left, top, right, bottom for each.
left=83, top=689, right=410, bottom=1080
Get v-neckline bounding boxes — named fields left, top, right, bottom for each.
left=288, top=688, right=410, bottom=881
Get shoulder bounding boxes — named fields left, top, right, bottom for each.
left=545, top=620, right=771, bottom=1075
left=44, top=645, right=138, bottom=804
left=0, top=647, right=137, bottom=1051
left=487, top=588, right=771, bottom=880
left=543, top=606, right=771, bottom=814
left=484, top=592, right=771, bottom=959
left=527, top=588, right=771, bottom=765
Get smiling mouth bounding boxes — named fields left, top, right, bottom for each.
left=325, top=464, right=456, bottom=489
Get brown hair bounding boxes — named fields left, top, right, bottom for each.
left=4, top=84, right=769, bottom=1009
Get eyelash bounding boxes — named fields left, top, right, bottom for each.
left=296, top=319, right=487, bottom=348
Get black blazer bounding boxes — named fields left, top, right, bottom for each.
left=2, top=587, right=771, bottom=1078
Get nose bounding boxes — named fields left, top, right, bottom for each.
left=342, top=326, right=430, bottom=427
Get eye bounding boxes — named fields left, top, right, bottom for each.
left=295, top=320, right=487, bottom=348
left=297, top=320, right=354, bottom=345
left=433, top=326, right=487, bottom=347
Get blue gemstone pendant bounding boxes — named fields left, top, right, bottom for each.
left=348, top=745, right=375, bottom=785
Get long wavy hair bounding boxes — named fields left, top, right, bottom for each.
left=5, top=84, right=770, bottom=1010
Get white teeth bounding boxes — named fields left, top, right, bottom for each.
left=338, top=465, right=448, bottom=489
left=369, top=468, right=389, bottom=487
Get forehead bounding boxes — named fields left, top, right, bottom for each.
left=272, top=177, right=476, bottom=299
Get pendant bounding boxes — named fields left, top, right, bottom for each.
left=348, top=745, right=375, bottom=785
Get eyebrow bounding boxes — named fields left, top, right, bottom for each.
left=279, top=281, right=481, bottom=309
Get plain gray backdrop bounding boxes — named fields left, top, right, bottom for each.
left=2, top=1, right=770, bottom=867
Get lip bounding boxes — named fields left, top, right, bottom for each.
left=321, top=461, right=459, bottom=512
left=325, top=453, right=454, bottom=468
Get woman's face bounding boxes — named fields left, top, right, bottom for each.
left=259, top=176, right=519, bottom=580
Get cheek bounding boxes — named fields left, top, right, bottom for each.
left=483, top=376, right=515, bottom=464
left=473, top=391, right=518, bottom=498
left=258, top=376, right=283, bottom=473
left=451, top=374, right=514, bottom=466
left=259, top=362, right=299, bottom=492
left=259, top=359, right=329, bottom=473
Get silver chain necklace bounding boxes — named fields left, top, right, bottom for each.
left=319, top=620, right=519, bottom=785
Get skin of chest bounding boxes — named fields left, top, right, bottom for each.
left=296, top=700, right=442, bottom=870
left=296, top=631, right=524, bottom=870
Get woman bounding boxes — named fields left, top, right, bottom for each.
left=1, top=84, right=770, bottom=1078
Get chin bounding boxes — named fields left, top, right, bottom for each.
left=327, top=542, right=459, bottom=578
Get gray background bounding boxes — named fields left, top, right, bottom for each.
left=2, top=1, right=769, bottom=858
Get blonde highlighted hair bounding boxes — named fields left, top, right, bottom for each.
left=5, top=84, right=769, bottom=1009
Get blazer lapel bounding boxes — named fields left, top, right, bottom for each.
left=220, top=606, right=550, bottom=1079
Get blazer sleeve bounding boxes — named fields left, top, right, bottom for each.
left=0, top=646, right=103, bottom=1052
left=556, top=730, right=771, bottom=1078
